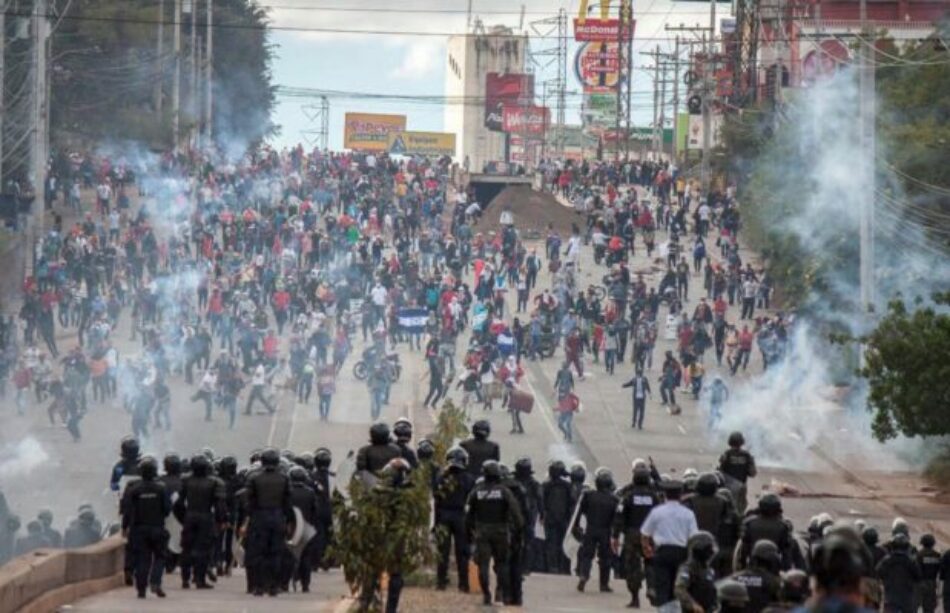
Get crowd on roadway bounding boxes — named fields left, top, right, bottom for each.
left=0, top=143, right=947, bottom=611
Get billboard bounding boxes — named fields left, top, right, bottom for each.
left=485, top=73, right=534, bottom=132
left=387, top=131, right=456, bottom=157
left=502, top=105, right=550, bottom=135
left=573, top=18, right=635, bottom=42
left=343, top=113, right=407, bottom=151
left=583, top=92, right=617, bottom=125
left=575, top=42, right=623, bottom=93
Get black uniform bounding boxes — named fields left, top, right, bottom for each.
left=736, top=514, right=793, bottom=571
left=434, top=466, right=475, bottom=591
left=459, top=438, right=500, bottom=477
left=122, top=478, right=171, bottom=595
left=730, top=567, right=782, bottom=611
left=613, top=482, right=660, bottom=601
left=684, top=486, right=735, bottom=577
left=939, top=549, right=950, bottom=613
left=395, top=442, right=418, bottom=469
left=111, top=457, right=142, bottom=579
left=465, top=480, right=524, bottom=605
left=718, top=448, right=756, bottom=514
left=245, top=467, right=294, bottom=595
left=541, top=475, right=573, bottom=574
left=289, top=481, right=321, bottom=591
left=158, top=472, right=183, bottom=572
left=175, top=475, right=225, bottom=587
left=877, top=548, right=921, bottom=613
left=355, top=442, right=402, bottom=474
left=502, top=475, right=530, bottom=605
left=514, top=472, right=544, bottom=572
left=572, top=488, right=619, bottom=590
left=917, top=546, right=940, bottom=613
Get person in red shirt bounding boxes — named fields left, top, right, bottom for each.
left=262, top=330, right=279, bottom=366
left=272, top=288, right=290, bottom=334
left=733, top=325, right=754, bottom=374
left=565, top=328, right=585, bottom=378
left=591, top=321, right=605, bottom=364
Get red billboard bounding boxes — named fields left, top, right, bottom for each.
left=485, top=73, right=534, bottom=132
left=573, top=18, right=635, bottom=42
left=502, top=105, right=550, bottom=135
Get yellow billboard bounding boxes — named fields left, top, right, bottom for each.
left=343, top=113, right=407, bottom=151
left=388, top=131, right=457, bottom=157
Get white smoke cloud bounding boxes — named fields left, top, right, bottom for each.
left=0, top=438, right=50, bottom=480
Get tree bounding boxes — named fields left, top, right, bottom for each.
left=861, top=293, right=950, bottom=441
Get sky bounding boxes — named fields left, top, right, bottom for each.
left=262, top=0, right=729, bottom=150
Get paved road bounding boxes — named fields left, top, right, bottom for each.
left=7, top=187, right=948, bottom=612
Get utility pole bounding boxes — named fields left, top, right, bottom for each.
left=189, top=0, right=198, bottom=150
left=701, top=31, right=711, bottom=191
left=31, top=0, right=50, bottom=242
left=0, top=7, right=5, bottom=186
left=155, top=0, right=164, bottom=114
left=672, top=36, right=680, bottom=161
left=204, top=0, right=213, bottom=148
left=172, top=0, right=181, bottom=151
left=858, top=0, right=875, bottom=312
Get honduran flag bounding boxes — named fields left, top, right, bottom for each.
left=497, top=332, right=516, bottom=356
left=398, top=307, right=428, bottom=333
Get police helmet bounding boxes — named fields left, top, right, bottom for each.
left=37, top=509, right=53, bottom=524
left=120, top=436, right=140, bottom=460
left=201, top=446, right=216, bottom=461
left=813, top=533, right=865, bottom=593
left=446, top=447, right=469, bottom=470
left=631, top=457, right=648, bottom=472
left=569, top=462, right=587, bottom=483
left=661, top=479, right=684, bottom=497
left=548, top=460, right=567, bottom=479
left=696, top=472, right=719, bottom=496
left=218, top=455, right=238, bottom=478
left=314, top=447, right=332, bottom=469
left=370, top=422, right=391, bottom=445
left=249, top=449, right=263, bottom=465
left=920, top=533, right=936, bottom=548
left=289, top=466, right=308, bottom=484
left=190, top=454, right=211, bottom=477
left=416, top=439, right=435, bottom=461
left=498, top=463, right=511, bottom=480
left=472, top=419, right=491, bottom=439
left=757, top=493, right=782, bottom=516
left=482, top=460, right=502, bottom=481
left=716, top=578, right=749, bottom=605
left=687, top=530, right=718, bottom=564
left=260, top=447, right=281, bottom=468
left=393, top=418, right=413, bottom=441
left=861, top=526, right=879, bottom=547
left=891, top=517, right=909, bottom=536
left=890, top=533, right=910, bottom=550
left=632, top=466, right=652, bottom=486
left=139, top=455, right=159, bottom=480
left=78, top=506, right=96, bottom=522
left=750, top=539, right=782, bottom=571
left=163, top=452, right=182, bottom=475
left=779, top=569, right=811, bottom=603
left=514, top=457, right=533, bottom=477
left=594, top=467, right=614, bottom=491
left=728, top=431, right=745, bottom=447
left=296, top=452, right=315, bottom=471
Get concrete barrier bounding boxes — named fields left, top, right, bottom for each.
left=0, top=536, right=124, bottom=612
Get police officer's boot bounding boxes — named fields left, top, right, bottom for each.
left=577, top=577, right=587, bottom=592
left=150, top=584, right=166, bottom=598
left=599, top=564, right=612, bottom=592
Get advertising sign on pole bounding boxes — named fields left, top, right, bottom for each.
left=573, top=18, right=635, bottom=42
left=485, top=73, right=534, bottom=132
left=387, top=131, right=456, bottom=157
left=502, top=105, right=550, bottom=135
left=343, top=113, right=407, bottom=151
left=575, top=42, right=623, bottom=93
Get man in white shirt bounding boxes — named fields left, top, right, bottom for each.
left=640, top=481, right=697, bottom=608
left=370, top=283, right=388, bottom=328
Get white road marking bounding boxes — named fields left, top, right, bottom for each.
left=677, top=424, right=687, bottom=435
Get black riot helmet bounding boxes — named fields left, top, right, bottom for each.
left=594, top=467, right=614, bottom=492
left=920, top=533, right=936, bottom=549
left=260, top=447, right=281, bottom=468
left=393, top=418, right=413, bottom=442
left=201, top=446, right=216, bottom=462
left=416, top=439, right=435, bottom=462
left=758, top=493, right=782, bottom=516
left=687, top=531, right=718, bottom=565
left=751, top=539, right=782, bottom=573
left=696, top=472, right=719, bottom=496
left=472, top=419, right=491, bottom=439
left=482, top=460, right=502, bottom=482
left=813, top=533, right=865, bottom=593
left=370, top=422, right=391, bottom=445
left=717, top=578, right=750, bottom=608
left=728, top=431, right=745, bottom=448
left=296, top=452, right=315, bottom=471
left=498, top=463, right=512, bottom=480
left=779, top=569, right=811, bottom=604
left=632, top=466, right=652, bottom=486
left=289, top=466, right=308, bottom=484
left=548, top=460, right=567, bottom=479
left=139, top=455, right=159, bottom=480
left=120, top=436, right=140, bottom=461
left=861, top=526, right=879, bottom=547
left=514, top=457, right=533, bottom=478
left=890, top=533, right=910, bottom=551
left=163, top=452, right=182, bottom=476
left=446, top=447, right=469, bottom=470
left=314, top=447, right=332, bottom=469
left=218, top=455, right=238, bottom=478
left=569, top=463, right=587, bottom=484
left=190, top=454, right=211, bottom=477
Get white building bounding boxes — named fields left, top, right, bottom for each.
left=444, top=25, right=528, bottom=172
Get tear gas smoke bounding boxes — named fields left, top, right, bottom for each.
left=0, top=438, right=50, bottom=480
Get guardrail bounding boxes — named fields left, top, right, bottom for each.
left=0, top=536, right=125, bottom=613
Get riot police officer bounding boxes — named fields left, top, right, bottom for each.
left=674, top=531, right=718, bottom=612
left=917, top=534, right=940, bottom=613
left=216, top=455, right=240, bottom=576
left=159, top=453, right=184, bottom=573
left=542, top=460, right=574, bottom=575
left=121, top=456, right=171, bottom=599
left=876, top=533, right=921, bottom=613
left=355, top=423, right=402, bottom=474
left=310, top=448, right=335, bottom=570
left=612, top=464, right=660, bottom=607
left=460, top=419, right=500, bottom=477
left=392, top=417, right=418, bottom=468
left=288, top=466, right=320, bottom=593
left=730, top=539, right=782, bottom=610
left=718, top=431, right=757, bottom=515
left=465, top=460, right=524, bottom=606
left=572, top=467, right=619, bottom=593
left=245, top=448, right=294, bottom=597
left=111, top=436, right=142, bottom=586
left=176, top=453, right=226, bottom=590
left=312, top=447, right=334, bottom=493
left=500, top=463, right=529, bottom=606
left=684, top=472, right=736, bottom=578
left=513, top=457, right=543, bottom=573
left=735, top=494, right=794, bottom=572
left=569, top=462, right=588, bottom=507
left=434, top=447, right=475, bottom=592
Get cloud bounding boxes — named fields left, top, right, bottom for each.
left=390, top=40, right=445, bottom=80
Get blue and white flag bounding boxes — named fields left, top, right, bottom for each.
left=398, top=307, right=428, bottom=333
left=497, top=332, right=515, bottom=356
